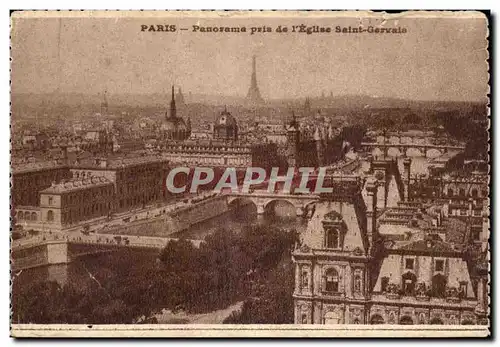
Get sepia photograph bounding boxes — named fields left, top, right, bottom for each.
left=9, top=10, right=490, bottom=338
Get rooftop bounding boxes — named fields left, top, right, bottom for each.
left=12, top=160, right=67, bottom=175
left=40, top=176, right=112, bottom=194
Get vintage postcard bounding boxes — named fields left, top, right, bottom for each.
left=10, top=10, right=490, bottom=338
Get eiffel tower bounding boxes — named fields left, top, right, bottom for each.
left=246, top=55, right=265, bottom=106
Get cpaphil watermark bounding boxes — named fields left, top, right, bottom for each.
left=165, top=167, right=337, bottom=194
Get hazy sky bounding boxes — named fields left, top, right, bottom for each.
left=11, top=12, right=488, bottom=101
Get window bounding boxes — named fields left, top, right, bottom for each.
left=381, top=277, right=389, bottom=292
left=48, top=196, right=53, bottom=205
left=47, top=210, right=54, bottom=222
left=325, top=228, right=339, bottom=249
left=447, top=188, right=454, bottom=197
left=473, top=230, right=481, bottom=241
left=431, top=274, right=447, bottom=298
left=354, top=274, right=362, bottom=293
left=325, top=268, right=339, bottom=293
left=459, top=282, right=468, bottom=297
left=471, top=189, right=478, bottom=198
left=405, top=258, right=414, bottom=270
left=301, top=269, right=309, bottom=289
left=435, top=259, right=444, bottom=272
left=459, top=188, right=466, bottom=197
left=402, top=272, right=417, bottom=295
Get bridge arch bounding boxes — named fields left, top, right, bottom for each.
left=387, top=147, right=403, bottom=157
left=263, top=199, right=297, bottom=218
left=406, top=147, right=424, bottom=157
left=426, top=148, right=443, bottom=158
left=227, top=197, right=258, bottom=216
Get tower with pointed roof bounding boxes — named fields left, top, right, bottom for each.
left=169, top=85, right=176, bottom=120
left=100, top=90, right=108, bottom=115
left=286, top=111, right=300, bottom=167
left=161, top=85, right=189, bottom=141
left=246, top=55, right=265, bottom=106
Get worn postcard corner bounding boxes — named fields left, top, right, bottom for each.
left=10, top=10, right=490, bottom=338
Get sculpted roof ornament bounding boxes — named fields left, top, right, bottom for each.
left=299, top=244, right=311, bottom=253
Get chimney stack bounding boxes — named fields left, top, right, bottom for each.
left=365, top=178, right=378, bottom=255
left=403, top=158, right=412, bottom=201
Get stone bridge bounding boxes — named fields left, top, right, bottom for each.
left=225, top=190, right=320, bottom=216
left=361, top=142, right=465, bottom=158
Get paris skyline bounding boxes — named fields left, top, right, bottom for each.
left=11, top=13, right=488, bottom=102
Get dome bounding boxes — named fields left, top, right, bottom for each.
left=214, top=108, right=238, bottom=141
left=216, top=109, right=237, bottom=128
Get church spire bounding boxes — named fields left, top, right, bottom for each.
left=169, top=85, right=176, bottom=119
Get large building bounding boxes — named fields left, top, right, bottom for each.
left=161, top=85, right=191, bottom=141
left=292, top=172, right=488, bottom=325
left=12, top=154, right=170, bottom=231
left=38, top=176, right=114, bottom=231
left=285, top=113, right=344, bottom=168
left=11, top=161, right=72, bottom=208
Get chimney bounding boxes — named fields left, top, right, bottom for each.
left=365, top=178, right=378, bottom=255
left=403, top=158, right=412, bottom=201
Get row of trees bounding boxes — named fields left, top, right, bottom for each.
left=12, top=225, right=298, bottom=324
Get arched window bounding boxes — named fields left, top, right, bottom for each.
left=370, top=315, right=385, bottom=324
left=325, top=228, right=339, bottom=249
left=447, top=188, right=454, bottom=197
left=388, top=312, right=396, bottom=324
left=325, top=268, right=339, bottom=293
left=31, top=212, right=37, bottom=221
left=431, top=274, right=447, bottom=298
left=459, top=188, right=466, bottom=197
left=17, top=211, right=24, bottom=220
left=449, top=315, right=458, bottom=325
left=471, top=189, right=478, bottom=198
left=47, top=210, right=54, bottom=222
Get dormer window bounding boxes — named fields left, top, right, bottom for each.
left=405, top=258, right=415, bottom=270
left=325, top=228, right=340, bottom=249
left=435, top=259, right=444, bottom=272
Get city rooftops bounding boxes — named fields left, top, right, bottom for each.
left=72, top=154, right=168, bottom=170
left=40, top=176, right=112, bottom=194
left=12, top=160, right=67, bottom=175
